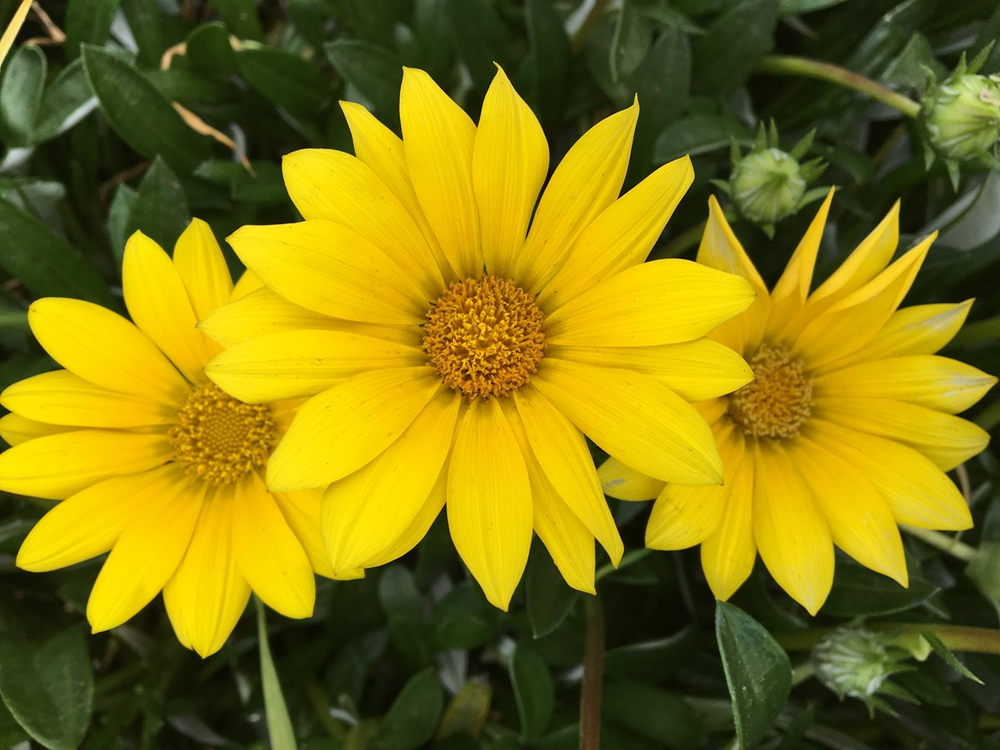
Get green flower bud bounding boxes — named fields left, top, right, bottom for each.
left=922, top=73, right=1000, bottom=163
left=730, top=148, right=807, bottom=226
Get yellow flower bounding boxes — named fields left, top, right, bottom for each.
left=202, top=66, right=757, bottom=609
left=0, top=222, right=358, bottom=657
left=601, top=192, right=996, bottom=614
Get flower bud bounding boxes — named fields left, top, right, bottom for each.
left=922, top=73, right=1000, bottom=163
left=730, top=148, right=806, bottom=226
left=811, top=628, right=914, bottom=717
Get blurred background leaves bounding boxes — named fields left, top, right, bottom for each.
left=1, top=0, right=1000, bottom=748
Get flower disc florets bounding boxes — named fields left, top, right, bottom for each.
left=728, top=343, right=813, bottom=439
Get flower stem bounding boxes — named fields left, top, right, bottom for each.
left=776, top=624, right=1000, bottom=655
left=902, top=526, right=977, bottom=562
left=756, top=55, right=921, bottom=119
left=579, top=594, right=605, bottom=750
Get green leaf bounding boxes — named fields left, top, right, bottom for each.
left=325, top=40, right=404, bottom=125
left=107, top=182, right=138, bottom=265
left=256, top=599, right=297, bottom=750
left=379, top=565, right=430, bottom=668
left=610, top=0, right=653, bottom=84
left=81, top=45, right=211, bottom=174
left=0, top=628, right=94, bottom=750
left=431, top=583, right=501, bottom=651
left=0, top=45, right=46, bottom=145
left=236, top=46, right=330, bottom=119
left=64, top=0, right=119, bottom=59
left=126, top=157, right=192, bottom=252
left=922, top=631, right=983, bottom=684
left=446, top=0, right=508, bottom=93
left=654, top=113, right=752, bottom=161
left=602, top=680, right=706, bottom=748
left=778, top=0, right=850, bottom=13
left=693, top=0, right=779, bottom=94
left=211, top=0, right=263, bottom=40
left=966, top=497, right=1000, bottom=616
left=0, top=199, right=111, bottom=304
left=33, top=59, right=98, bottom=143
left=525, top=0, right=571, bottom=129
left=820, top=560, right=940, bottom=617
left=508, top=642, right=555, bottom=740
left=373, top=668, right=444, bottom=750
left=844, top=0, right=939, bottom=79
left=604, top=628, right=698, bottom=681
left=526, top=554, right=580, bottom=639
left=716, top=601, right=791, bottom=749
left=414, top=0, right=453, bottom=78
left=436, top=678, right=491, bottom=742
left=120, top=0, right=165, bottom=68
left=186, top=22, right=239, bottom=76
left=0, top=699, right=28, bottom=748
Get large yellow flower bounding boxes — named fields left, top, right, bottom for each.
left=202, top=67, right=757, bottom=609
left=601, top=193, right=996, bottom=614
left=0, top=222, right=358, bottom=657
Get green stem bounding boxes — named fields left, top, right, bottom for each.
left=776, top=624, right=1000, bottom=655
left=757, top=55, right=921, bottom=118
left=256, top=599, right=297, bottom=750
left=579, top=595, right=605, bottom=750
left=901, top=526, right=977, bottom=562
left=0, top=310, right=28, bottom=328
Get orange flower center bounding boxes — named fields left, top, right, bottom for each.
left=169, top=383, right=275, bottom=484
left=728, top=343, right=813, bottom=439
left=422, top=275, right=546, bottom=400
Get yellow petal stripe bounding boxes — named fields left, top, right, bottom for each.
left=363, top=470, right=448, bottom=569
left=598, top=456, right=665, bottom=501
left=29, top=298, right=189, bottom=404
left=700, top=454, right=756, bottom=601
left=447, top=399, right=532, bottom=610
left=399, top=67, right=480, bottom=279
left=473, top=65, right=548, bottom=278
left=172, top=218, right=234, bottom=322
left=267, top=367, right=441, bottom=491
left=545, top=259, right=756, bottom=347
left=0, top=413, right=75, bottom=446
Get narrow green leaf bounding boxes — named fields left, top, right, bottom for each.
left=414, top=0, right=453, bottom=78
left=446, top=0, right=507, bottom=93
left=716, top=601, right=791, bottom=749
left=126, top=157, right=192, bottom=251
left=107, top=182, right=138, bottom=265
left=0, top=628, right=94, bottom=750
left=33, top=58, right=98, bottom=143
left=508, top=642, right=555, bottom=740
left=378, top=565, right=430, bottom=668
left=0, top=45, right=45, bottom=145
left=922, top=631, right=983, bottom=684
left=779, top=0, right=850, bottom=13
left=526, top=0, right=572, bottom=129
left=435, top=678, right=491, bottom=742
left=325, top=39, right=403, bottom=125
left=610, top=0, right=653, bottom=84
left=81, top=45, right=211, bottom=174
left=602, top=680, right=706, bottom=748
left=64, top=0, right=119, bottom=59
left=120, top=0, right=165, bottom=68
left=431, top=583, right=501, bottom=650
left=212, top=0, right=264, bottom=40
left=256, top=598, right=297, bottom=750
left=821, top=560, right=940, bottom=617
left=0, top=199, right=111, bottom=304
left=526, top=553, right=580, bottom=639
left=373, top=668, right=444, bottom=750
left=236, top=46, right=330, bottom=119
left=186, top=22, right=239, bottom=76
left=693, top=0, right=779, bottom=94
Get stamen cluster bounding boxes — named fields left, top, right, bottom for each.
left=728, top=343, right=813, bottom=439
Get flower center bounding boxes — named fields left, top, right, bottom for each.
left=728, top=343, right=813, bottom=439
left=422, top=275, right=546, bottom=400
left=168, top=383, right=275, bottom=485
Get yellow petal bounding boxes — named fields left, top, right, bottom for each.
left=700, top=453, right=755, bottom=601
left=230, top=268, right=264, bottom=301
left=87, top=467, right=203, bottom=632
left=532, top=358, right=722, bottom=485
left=0, top=413, right=75, bottom=446
left=513, top=386, right=622, bottom=565
left=340, top=101, right=451, bottom=277
left=597, top=456, right=665, bottom=501
left=267, top=367, right=441, bottom=491
left=2, top=370, right=175, bottom=427
left=273, top=489, right=365, bottom=580
left=282, top=149, right=445, bottom=301
left=28, top=298, right=189, bottom=404
left=646, top=427, right=743, bottom=550
left=550, top=338, right=753, bottom=402
left=205, top=329, right=427, bottom=403
left=122, top=231, right=213, bottom=381
left=232, top=472, right=315, bottom=618
left=813, top=396, right=990, bottom=471
left=696, top=196, right=771, bottom=355
left=815, top=355, right=996, bottom=414
left=0, top=429, right=172, bottom=500
left=790, top=438, right=908, bottom=587
left=752, top=441, right=834, bottom=615
left=474, top=65, right=548, bottom=278
left=363, top=469, right=447, bottom=569
left=805, top=419, right=972, bottom=530
left=545, top=259, right=756, bottom=347
left=447, top=399, right=532, bottom=610
left=322, top=388, right=460, bottom=573
left=16, top=470, right=163, bottom=572
left=399, top=67, right=480, bottom=279
left=766, top=189, right=835, bottom=344
left=794, top=237, right=933, bottom=370
left=162, top=483, right=251, bottom=657
left=539, top=156, right=693, bottom=310
left=514, top=100, right=639, bottom=291
left=227, top=221, right=426, bottom=325
left=172, top=218, right=234, bottom=322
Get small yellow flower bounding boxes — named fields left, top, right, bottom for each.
left=600, top=192, right=996, bottom=615
left=0, top=222, right=358, bottom=657
left=203, top=66, right=757, bottom=609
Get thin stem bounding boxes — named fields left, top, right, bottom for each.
left=579, top=594, right=605, bottom=750
left=902, top=526, right=977, bottom=562
left=776, top=624, right=1000, bottom=655
left=757, top=55, right=921, bottom=118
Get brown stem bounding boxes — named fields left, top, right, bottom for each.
left=579, top=594, right=605, bottom=750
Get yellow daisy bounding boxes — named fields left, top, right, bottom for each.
left=0, top=221, right=359, bottom=657
left=600, top=192, right=996, bottom=614
left=201, top=66, right=757, bottom=609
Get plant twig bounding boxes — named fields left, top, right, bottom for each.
left=902, top=526, right=977, bottom=562
left=579, top=594, right=605, bottom=750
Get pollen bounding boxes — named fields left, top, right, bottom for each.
left=422, top=275, right=546, bottom=400
left=728, top=343, right=813, bottom=439
left=169, top=383, right=275, bottom=485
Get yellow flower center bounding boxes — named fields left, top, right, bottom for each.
left=728, top=343, right=813, bottom=439
left=422, top=275, right=546, bottom=400
left=168, top=383, right=275, bottom=485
